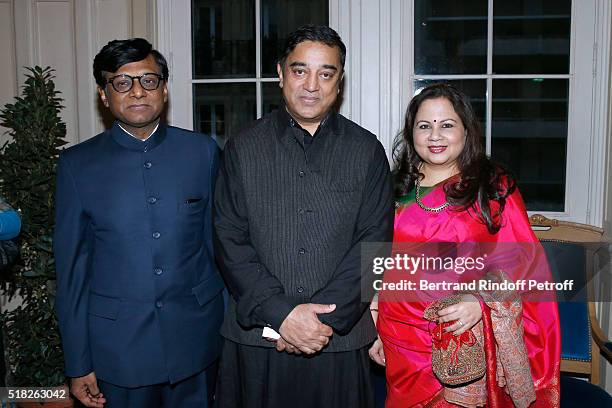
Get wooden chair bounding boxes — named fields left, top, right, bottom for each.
left=529, top=214, right=611, bottom=384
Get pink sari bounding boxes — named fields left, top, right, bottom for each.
left=377, top=183, right=560, bottom=407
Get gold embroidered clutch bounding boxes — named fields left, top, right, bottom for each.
left=424, top=295, right=486, bottom=386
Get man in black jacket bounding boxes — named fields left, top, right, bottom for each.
left=214, top=25, right=394, bottom=408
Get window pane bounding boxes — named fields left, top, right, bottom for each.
left=491, top=79, right=568, bottom=211
left=193, top=83, right=256, bottom=147
left=414, top=0, right=487, bottom=75
left=414, top=80, right=487, bottom=133
left=261, top=0, right=329, bottom=77
left=262, top=81, right=283, bottom=114
left=493, top=0, right=571, bottom=74
left=192, top=0, right=255, bottom=79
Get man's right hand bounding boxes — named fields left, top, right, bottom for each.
left=278, top=303, right=336, bottom=354
left=70, top=372, right=106, bottom=407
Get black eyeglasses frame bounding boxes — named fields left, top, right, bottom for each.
left=105, top=73, right=165, bottom=93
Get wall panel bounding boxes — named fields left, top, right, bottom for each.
left=132, top=0, right=154, bottom=40
left=94, top=0, right=131, bottom=47
left=330, top=0, right=410, bottom=158
left=0, top=0, right=17, bottom=146
left=35, top=0, right=78, bottom=145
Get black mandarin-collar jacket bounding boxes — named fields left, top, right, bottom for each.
left=214, top=108, right=394, bottom=351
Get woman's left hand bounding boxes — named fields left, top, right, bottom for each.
left=368, top=336, right=386, bottom=366
left=437, top=294, right=482, bottom=336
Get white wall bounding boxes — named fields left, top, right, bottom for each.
left=603, top=12, right=612, bottom=392
left=330, top=0, right=411, bottom=161
left=0, top=0, right=18, bottom=148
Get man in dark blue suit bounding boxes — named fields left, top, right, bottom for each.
left=54, top=38, right=224, bottom=408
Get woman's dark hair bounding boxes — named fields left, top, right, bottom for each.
left=278, top=24, right=346, bottom=70
left=93, top=38, right=169, bottom=87
left=392, top=83, right=516, bottom=234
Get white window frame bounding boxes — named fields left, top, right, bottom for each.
left=156, top=0, right=610, bottom=226
left=157, top=0, right=310, bottom=130
left=409, top=1, right=581, bottom=219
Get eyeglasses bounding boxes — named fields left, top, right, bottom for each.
left=106, top=73, right=165, bottom=93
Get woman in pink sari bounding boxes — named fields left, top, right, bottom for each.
left=370, top=84, right=560, bottom=407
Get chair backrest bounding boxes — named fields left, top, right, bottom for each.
left=529, top=214, right=603, bottom=243
left=529, top=214, right=604, bottom=384
left=529, top=214, right=604, bottom=302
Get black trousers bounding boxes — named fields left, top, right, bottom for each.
left=216, top=340, right=375, bottom=408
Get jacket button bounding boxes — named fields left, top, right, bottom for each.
left=298, top=170, right=305, bottom=178
left=298, top=248, right=306, bottom=255
left=155, top=300, right=163, bottom=308
left=152, top=231, right=161, bottom=239
left=144, top=161, right=152, bottom=169
left=298, top=208, right=304, bottom=215
left=297, top=287, right=304, bottom=293
left=154, top=267, right=163, bottom=276
left=147, top=196, right=157, bottom=204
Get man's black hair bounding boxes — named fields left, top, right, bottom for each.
left=278, top=24, right=346, bottom=70
left=93, top=38, right=169, bottom=88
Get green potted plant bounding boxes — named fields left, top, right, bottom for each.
left=0, top=66, right=72, bottom=406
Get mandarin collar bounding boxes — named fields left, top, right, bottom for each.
left=275, top=105, right=340, bottom=138
left=110, top=121, right=167, bottom=152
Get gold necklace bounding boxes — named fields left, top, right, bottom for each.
left=415, top=177, right=449, bottom=213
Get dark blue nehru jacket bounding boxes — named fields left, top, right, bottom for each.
left=54, top=122, right=224, bottom=387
